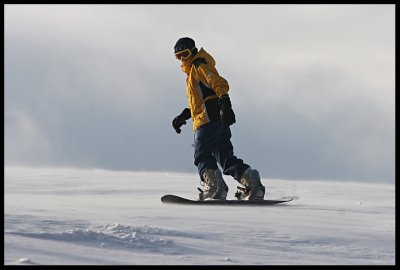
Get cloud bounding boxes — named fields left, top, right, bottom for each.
left=4, top=4, right=395, bottom=183
left=5, top=109, right=53, bottom=165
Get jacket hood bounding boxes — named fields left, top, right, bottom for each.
left=181, top=48, right=215, bottom=74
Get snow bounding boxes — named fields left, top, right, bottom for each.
left=4, top=166, right=395, bottom=265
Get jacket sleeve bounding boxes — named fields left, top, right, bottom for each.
left=197, top=65, right=229, bottom=97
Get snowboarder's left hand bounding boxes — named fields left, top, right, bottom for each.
left=219, top=95, right=236, bottom=126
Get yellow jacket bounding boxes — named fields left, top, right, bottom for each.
left=181, top=48, right=229, bottom=131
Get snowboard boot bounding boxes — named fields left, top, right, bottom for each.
left=198, top=168, right=228, bottom=201
left=235, top=167, right=265, bottom=200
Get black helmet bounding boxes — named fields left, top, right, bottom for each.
left=174, top=37, right=197, bottom=54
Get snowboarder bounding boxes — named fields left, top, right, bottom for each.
left=172, top=37, right=265, bottom=201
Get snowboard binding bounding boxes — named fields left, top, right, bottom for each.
left=234, top=186, right=250, bottom=200
left=235, top=185, right=265, bottom=200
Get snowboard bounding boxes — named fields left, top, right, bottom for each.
left=161, top=194, right=293, bottom=205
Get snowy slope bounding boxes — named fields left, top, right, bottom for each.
left=4, top=166, right=395, bottom=265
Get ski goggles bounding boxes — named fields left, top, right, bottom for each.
left=175, top=48, right=193, bottom=61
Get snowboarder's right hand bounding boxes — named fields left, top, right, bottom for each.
left=172, top=108, right=191, bottom=134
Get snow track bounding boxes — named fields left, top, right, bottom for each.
left=4, top=166, right=395, bottom=265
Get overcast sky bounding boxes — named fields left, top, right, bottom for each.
left=4, top=4, right=395, bottom=183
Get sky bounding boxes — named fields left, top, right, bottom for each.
left=4, top=4, right=395, bottom=183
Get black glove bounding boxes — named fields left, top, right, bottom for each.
left=172, top=108, right=191, bottom=134
left=219, top=95, right=236, bottom=126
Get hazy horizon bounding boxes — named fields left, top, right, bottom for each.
left=4, top=4, right=395, bottom=184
